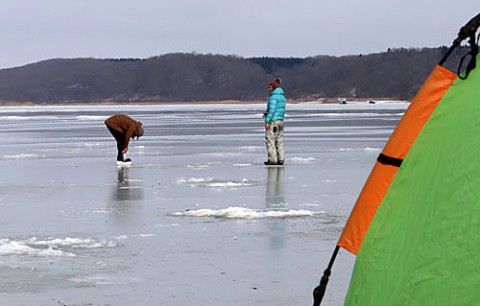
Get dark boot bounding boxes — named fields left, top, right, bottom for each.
left=264, top=161, right=278, bottom=166
left=117, top=151, right=124, bottom=162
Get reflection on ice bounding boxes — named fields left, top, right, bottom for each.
left=266, top=166, right=285, bottom=208
left=266, top=166, right=287, bottom=249
left=113, top=168, right=144, bottom=201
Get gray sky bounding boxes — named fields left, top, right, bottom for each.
left=1, top=0, right=479, bottom=69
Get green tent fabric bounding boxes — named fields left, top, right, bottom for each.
left=345, top=55, right=480, bottom=305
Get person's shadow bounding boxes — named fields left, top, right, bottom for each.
left=265, top=166, right=286, bottom=249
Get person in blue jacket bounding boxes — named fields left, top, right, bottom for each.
left=263, top=78, right=286, bottom=165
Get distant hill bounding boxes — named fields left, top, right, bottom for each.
left=0, top=47, right=468, bottom=104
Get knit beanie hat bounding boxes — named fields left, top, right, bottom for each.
left=137, top=126, right=144, bottom=139
left=269, top=78, right=281, bottom=89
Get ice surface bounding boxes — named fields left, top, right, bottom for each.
left=0, top=102, right=408, bottom=305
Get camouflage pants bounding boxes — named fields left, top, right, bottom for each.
left=265, top=120, right=285, bottom=163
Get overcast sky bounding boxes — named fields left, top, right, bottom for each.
left=0, top=0, right=478, bottom=69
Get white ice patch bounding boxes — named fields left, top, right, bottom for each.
left=238, top=146, right=262, bottom=152
left=75, top=115, right=107, bottom=121
left=186, top=162, right=221, bottom=169
left=338, top=147, right=381, bottom=152
left=322, top=179, right=337, bottom=183
left=175, top=177, right=252, bottom=188
left=170, top=206, right=322, bottom=219
left=114, top=234, right=155, bottom=240
left=2, top=153, right=42, bottom=160
left=290, top=157, right=316, bottom=163
left=176, top=177, right=214, bottom=184
left=0, top=237, right=116, bottom=257
left=83, top=142, right=102, bottom=147
left=28, top=237, right=116, bottom=249
left=233, top=163, right=252, bottom=167
left=0, top=239, right=70, bottom=257
left=69, top=275, right=141, bottom=285
left=0, top=116, right=29, bottom=120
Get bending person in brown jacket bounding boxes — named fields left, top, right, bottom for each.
left=105, top=114, right=144, bottom=162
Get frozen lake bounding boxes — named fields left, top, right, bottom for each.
left=0, top=102, right=408, bottom=305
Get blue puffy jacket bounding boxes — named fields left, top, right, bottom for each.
left=265, top=87, right=286, bottom=123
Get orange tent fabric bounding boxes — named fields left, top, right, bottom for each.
left=337, top=65, right=457, bottom=254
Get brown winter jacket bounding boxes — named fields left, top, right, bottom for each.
left=104, top=114, right=143, bottom=148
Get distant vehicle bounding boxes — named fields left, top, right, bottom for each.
left=338, top=98, right=347, bottom=104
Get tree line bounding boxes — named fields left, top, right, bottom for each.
left=0, top=47, right=468, bottom=104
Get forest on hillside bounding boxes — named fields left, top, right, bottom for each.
left=0, top=46, right=468, bottom=104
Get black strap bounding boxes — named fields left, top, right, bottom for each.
left=439, top=13, right=480, bottom=69
left=458, top=32, right=479, bottom=80
left=377, top=153, right=403, bottom=167
left=313, top=246, right=340, bottom=306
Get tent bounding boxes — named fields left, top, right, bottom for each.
left=313, top=13, right=480, bottom=306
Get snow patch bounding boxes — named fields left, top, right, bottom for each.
left=170, top=206, right=323, bottom=219
left=0, top=237, right=116, bottom=257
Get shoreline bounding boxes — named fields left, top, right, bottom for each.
left=0, top=98, right=408, bottom=107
